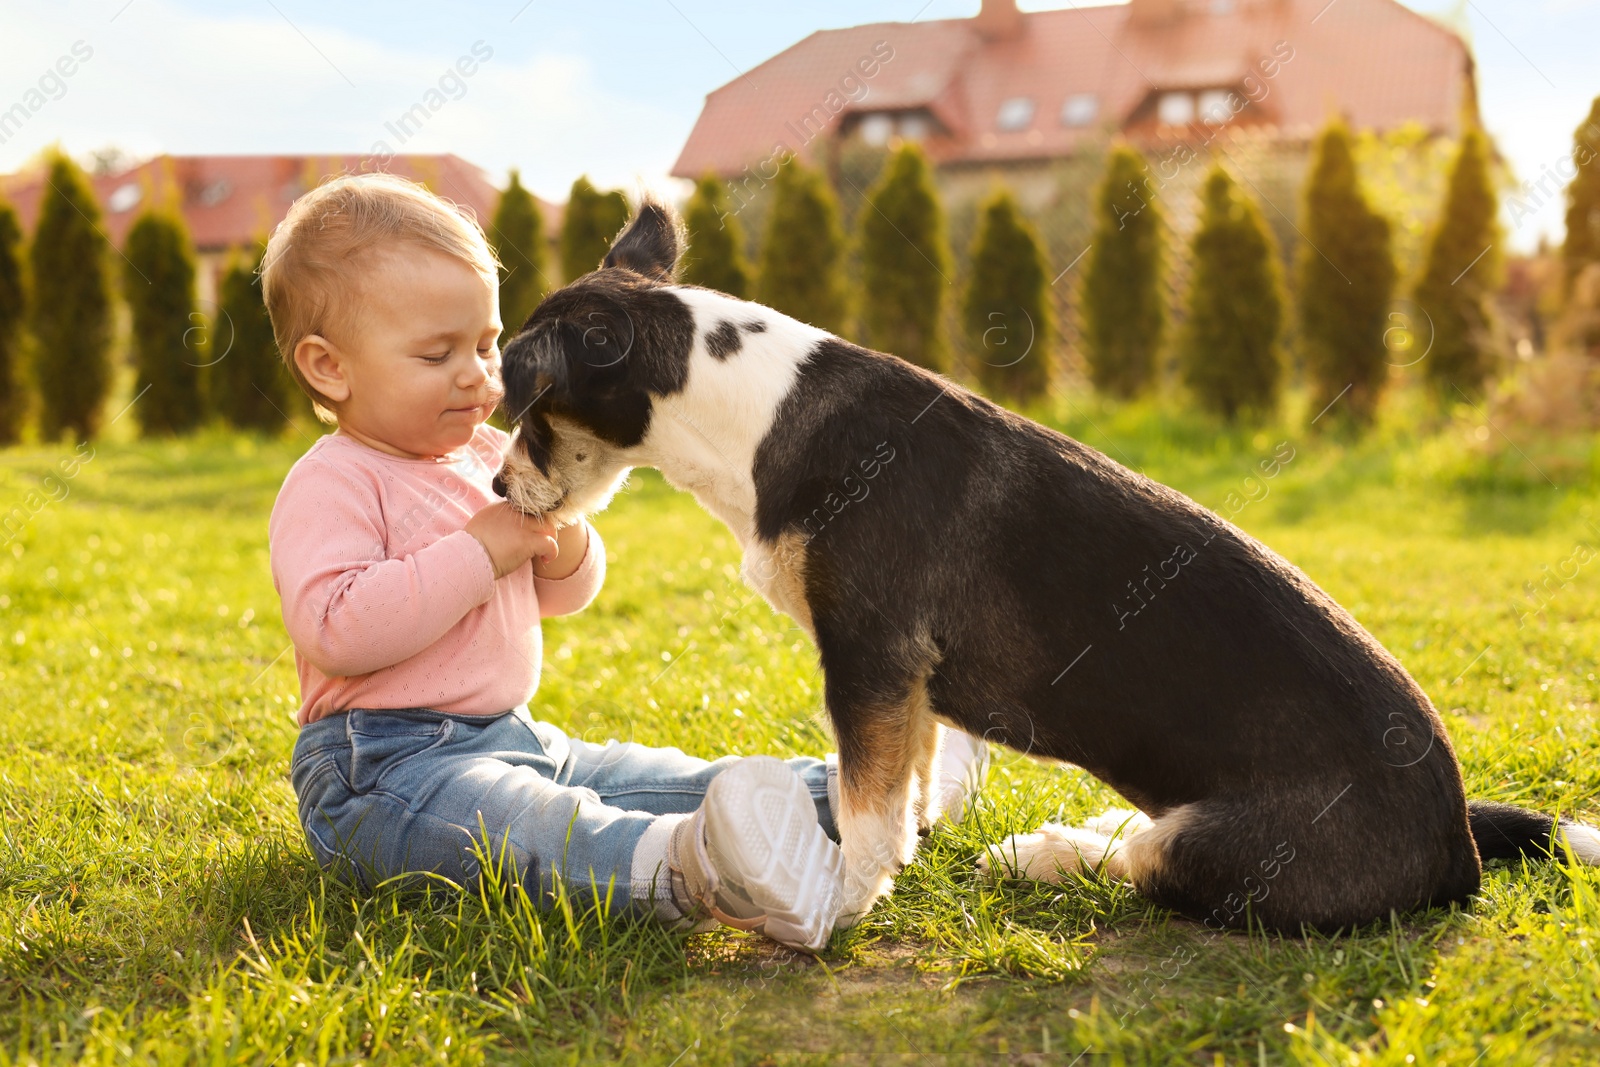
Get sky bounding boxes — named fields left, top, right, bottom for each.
left=1, top=0, right=1596, bottom=251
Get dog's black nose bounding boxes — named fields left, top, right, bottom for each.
left=492, top=472, right=508, bottom=498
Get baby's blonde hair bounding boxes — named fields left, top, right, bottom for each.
left=261, top=172, right=501, bottom=421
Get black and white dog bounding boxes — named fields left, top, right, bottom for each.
left=496, top=200, right=1600, bottom=932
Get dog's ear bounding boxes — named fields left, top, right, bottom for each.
left=603, top=199, right=682, bottom=281
left=503, top=292, right=637, bottom=406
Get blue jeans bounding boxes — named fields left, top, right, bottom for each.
left=289, top=706, right=839, bottom=919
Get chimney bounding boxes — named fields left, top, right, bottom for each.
left=1129, top=0, right=1184, bottom=24
left=974, top=0, right=1024, bottom=40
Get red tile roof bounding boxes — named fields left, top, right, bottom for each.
left=671, top=0, right=1474, bottom=179
left=0, top=154, right=555, bottom=253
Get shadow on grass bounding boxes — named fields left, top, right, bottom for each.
left=0, top=762, right=1507, bottom=1066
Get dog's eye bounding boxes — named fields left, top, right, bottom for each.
left=575, top=452, right=588, bottom=463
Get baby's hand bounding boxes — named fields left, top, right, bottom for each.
left=466, top=502, right=559, bottom=579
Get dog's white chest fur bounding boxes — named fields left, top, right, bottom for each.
left=636, top=287, right=829, bottom=628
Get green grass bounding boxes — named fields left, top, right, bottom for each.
left=4, top=398, right=1600, bottom=1065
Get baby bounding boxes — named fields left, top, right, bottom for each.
left=262, top=173, right=986, bottom=952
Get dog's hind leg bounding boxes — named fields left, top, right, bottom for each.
left=1081, top=808, right=1153, bottom=839
left=981, top=803, right=1292, bottom=924
left=983, top=785, right=1480, bottom=932
left=831, top=675, right=938, bottom=926
left=979, top=809, right=1154, bottom=875
left=978, top=819, right=1144, bottom=882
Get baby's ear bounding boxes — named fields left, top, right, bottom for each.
left=603, top=199, right=682, bottom=281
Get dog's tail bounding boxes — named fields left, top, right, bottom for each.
left=1468, top=800, right=1600, bottom=864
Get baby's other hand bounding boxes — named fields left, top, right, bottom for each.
left=466, top=502, right=559, bottom=579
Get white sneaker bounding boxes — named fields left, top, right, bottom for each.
left=934, top=728, right=990, bottom=826
left=667, top=756, right=844, bottom=953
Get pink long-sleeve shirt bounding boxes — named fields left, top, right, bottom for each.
left=268, top=423, right=605, bottom=726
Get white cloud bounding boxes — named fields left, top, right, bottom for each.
left=0, top=0, right=689, bottom=203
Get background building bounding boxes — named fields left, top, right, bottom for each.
left=0, top=153, right=561, bottom=306
left=673, top=0, right=1475, bottom=208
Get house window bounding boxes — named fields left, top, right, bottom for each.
left=107, top=183, right=142, bottom=213
left=899, top=113, right=932, bottom=141
left=1198, top=89, right=1236, bottom=125
left=996, top=96, right=1035, bottom=132
left=1061, top=93, right=1099, bottom=127
left=197, top=179, right=232, bottom=206
left=1157, top=91, right=1195, bottom=126
left=859, top=113, right=894, bottom=146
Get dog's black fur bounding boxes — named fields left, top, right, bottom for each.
left=499, top=201, right=1593, bottom=932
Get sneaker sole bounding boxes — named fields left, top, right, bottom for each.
left=704, top=756, right=844, bottom=952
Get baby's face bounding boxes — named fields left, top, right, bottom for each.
left=332, top=244, right=504, bottom=458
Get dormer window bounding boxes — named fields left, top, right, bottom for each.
left=1157, top=91, right=1195, bottom=126
left=1061, top=93, right=1099, bottom=127
left=996, top=96, right=1035, bottom=132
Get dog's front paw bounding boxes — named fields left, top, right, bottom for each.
left=836, top=853, right=896, bottom=928
left=837, top=871, right=892, bottom=928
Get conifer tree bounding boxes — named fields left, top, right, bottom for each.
left=30, top=152, right=114, bottom=440
left=1296, top=120, right=1397, bottom=426
left=1081, top=144, right=1165, bottom=398
left=756, top=158, right=848, bottom=333
left=560, top=176, right=630, bottom=281
left=962, top=187, right=1052, bottom=402
left=212, top=242, right=292, bottom=430
left=124, top=208, right=204, bottom=435
left=1414, top=129, right=1502, bottom=399
left=0, top=198, right=25, bottom=445
left=491, top=170, right=548, bottom=333
left=1179, top=167, right=1287, bottom=421
left=681, top=175, right=751, bottom=297
left=858, top=144, right=951, bottom=371
left=1562, top=95, right=1600, bottom=293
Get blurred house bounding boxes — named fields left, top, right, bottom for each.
left=673, top=0, right=1477, bottom=211
left=0, top=154, right=558, bottom=306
